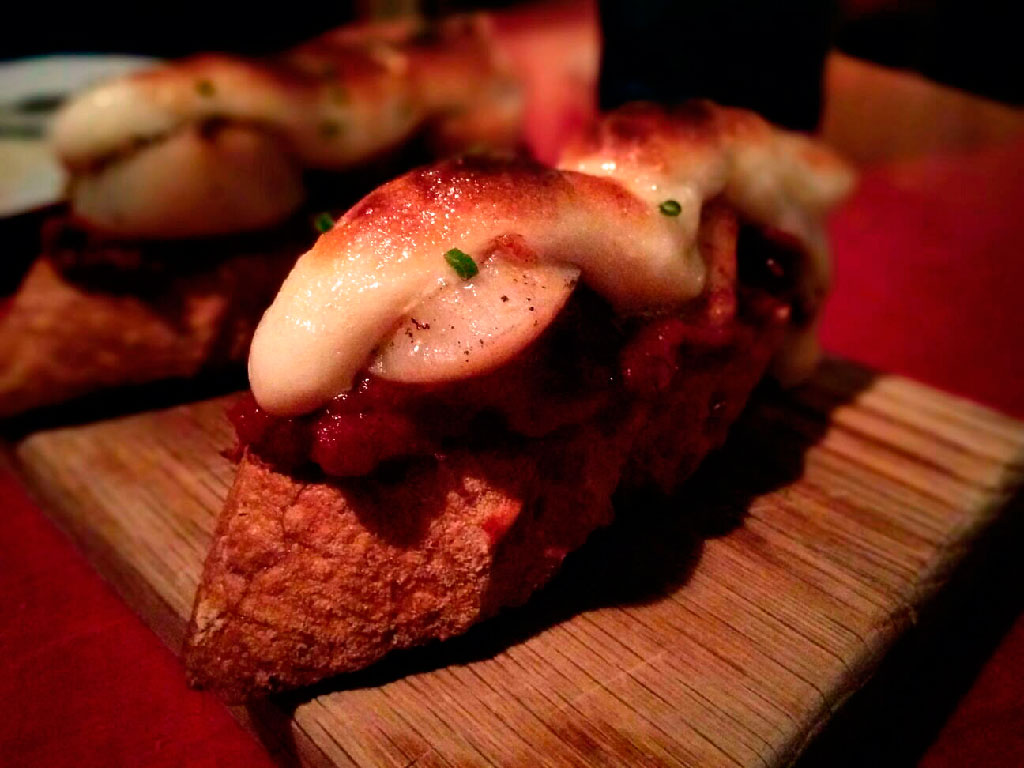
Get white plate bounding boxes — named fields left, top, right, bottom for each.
left=0, top=54, right=160, bottom=218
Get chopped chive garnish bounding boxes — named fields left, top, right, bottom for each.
left=444, top=248, right=478, bottom=280
left=195, top=79, right=215, bottom=97
left=659, top=198, right=684, bottom=217
left=313, top=212, right=335, bottom=233
left=659, top=199, right=682, bottom=216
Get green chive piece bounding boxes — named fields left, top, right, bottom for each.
left=195, top=79, right=215, bottom=97
left=659, top=199, right=682, bottom=216
left=444, top=248, right=478, bottom=280
left=313, top=212, right=335, bottom=233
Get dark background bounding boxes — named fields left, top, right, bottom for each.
left=1, top=1, right=1020, bottom=110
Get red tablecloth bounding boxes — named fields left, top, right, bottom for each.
left=823, top=137, right=1024, bottom=422
left=2, top=31, right=1023, bottom=767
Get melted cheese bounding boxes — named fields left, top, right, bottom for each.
left=248, top=162, right=708, bottom=415
left=68, top=124, right=305, bottom=239
left=369, top=258, right=580, bottom=382
left=249, top=105, right=855, bottom=416
left=50, top=15, right=522, bottom=238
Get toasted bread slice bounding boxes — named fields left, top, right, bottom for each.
left=184, top=326, right=785, bottom=701
left=0, top=228, right=295, bottom=418
left=184, top=200, right=790, bottom=702
left=185, top=420, right=634, bottom=703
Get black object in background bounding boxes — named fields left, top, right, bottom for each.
left=0, top=3, right=357, bottom=60
left=837, top=0, right=1022, bottom=106
left=597, top=0, right=836, bottom=131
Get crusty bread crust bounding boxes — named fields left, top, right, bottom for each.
left=185, top=420, right=634, bottom=702
left=184, top=308, right=783, bottom=702
left=184, top=192, right=792, bottom=702
left=0, top=235, right=295, bottom=418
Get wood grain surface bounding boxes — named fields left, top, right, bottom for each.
left=9, top=358, right=1024, bottom=768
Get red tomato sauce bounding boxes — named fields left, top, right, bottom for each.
left=230, top=226, right=798, bottom=478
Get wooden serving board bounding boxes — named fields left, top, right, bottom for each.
left=8, top=359, right=1024, bottom=768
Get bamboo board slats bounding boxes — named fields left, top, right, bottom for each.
left=10, top=358, right=1024, bottom=767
